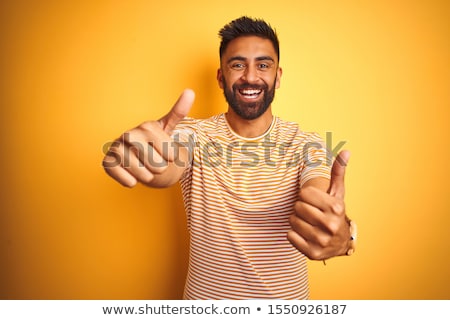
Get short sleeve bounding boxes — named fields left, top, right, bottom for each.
left=172, top=117, right=198, bottom=179
left=299, top=132, right=332, bottom=187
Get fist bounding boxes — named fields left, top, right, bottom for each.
left=288, top=150, right=352, bottom=260
left=102, top=89, right=195, bottom=188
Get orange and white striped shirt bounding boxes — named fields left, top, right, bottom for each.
left=174, top=113, right=330, bottom=299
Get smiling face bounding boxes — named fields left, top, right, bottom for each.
left=218, top=36, right=282, bottom=120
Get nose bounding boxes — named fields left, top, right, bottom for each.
left=241, top=64, right=258, bottom=83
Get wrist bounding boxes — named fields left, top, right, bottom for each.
left=346, top=220, right=357, bottom=256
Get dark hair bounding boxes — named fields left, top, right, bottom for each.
left=218, top=16, right=280, bottom=61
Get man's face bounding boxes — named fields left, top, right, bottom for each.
left=217, top=36, right=282, bottom=120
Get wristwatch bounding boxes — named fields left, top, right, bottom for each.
left=346, top=220, right=357, bottom=256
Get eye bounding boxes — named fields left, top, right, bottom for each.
left=258, top=63, right=270, bottom=69
left=231, top=63, right=245, bottom=70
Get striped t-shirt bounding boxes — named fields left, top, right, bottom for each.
left=174, top=113, right=331, bottom=299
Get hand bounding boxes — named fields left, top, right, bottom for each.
left=102, top=89, right=195, bottom=188
left=287, top=150, right=351, bottom=260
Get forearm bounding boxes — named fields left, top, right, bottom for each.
left=302, top=177, right=330, bottom=193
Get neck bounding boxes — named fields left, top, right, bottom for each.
left=225, top=107, right=273, bottom=138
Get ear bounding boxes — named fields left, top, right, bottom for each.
left=275, top=67, right=282, bottom=89
left=217, top=68, right=224, bottom=89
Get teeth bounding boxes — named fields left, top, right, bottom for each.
left=241, top=89, right=262, bottom=95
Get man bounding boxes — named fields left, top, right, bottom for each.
left=103, top=16, right=356, bottom=299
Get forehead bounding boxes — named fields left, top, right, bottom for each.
left=221, top=36, right=278, bottom=62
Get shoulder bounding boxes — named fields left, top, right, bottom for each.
left=274, top=117, right=325, bottom=145
left=174, top=114, right=228, bottom=138
left=175, top=114, right=224, bottom=130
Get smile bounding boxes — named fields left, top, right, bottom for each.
left=238, top=89, right=262, bottom=99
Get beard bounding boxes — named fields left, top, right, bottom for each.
left=222, top=77, right=277, bottom=120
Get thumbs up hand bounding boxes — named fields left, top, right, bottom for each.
left=287, top=150, right=353, bottom=260
left=158, top=89, right=196, bottom=135
left=103, top=89, right=195, bottom=188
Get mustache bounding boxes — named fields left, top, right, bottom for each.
left=232, top=82, right=268, bottom=91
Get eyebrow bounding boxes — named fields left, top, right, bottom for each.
left=227, top=55, right=275, bottom=63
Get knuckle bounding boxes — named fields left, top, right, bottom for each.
left=288, top=214, right=297, bottom=226
left=287, top=230, right=302, bottom=252
left=330, top=199, right=345, bottom=215
left=105, top=140, right=122, bottom=154
left=149, top=162, right=168, bottom=174
left=123, top=132, right=141, bottom=145
left=306, top=250, right=322, bottom=261
left=119, top=131, right=131, bottom=142
left=294, top=201, right=303, bottom=213
left=122, top=123, right=153, bottom=143
left=286, top=229, right=295, bottom=243
left=316, top=234, right=330, bottom=248
left=138, top=120, right=158, bottom=133
left=102, top=150, right=123, bottom=168
left=102, top=162, right=112, bottom=174
left=146, top=149, right=168, bottom=173
left=102, top=157, right=114, bottom=170
left=108, top=144, right=122, bottom=156
left=326, top=218, right=341, bottom=235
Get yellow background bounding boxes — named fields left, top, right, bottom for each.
left=1, top=0, right=449, bottom=299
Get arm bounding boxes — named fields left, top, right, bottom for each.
left=287, top=150, right=355, bottom=260
left=302, top=176, right=330, bottom=192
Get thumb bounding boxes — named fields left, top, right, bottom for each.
left=328, top=150, right=350, bottom=199
left=158, top=89, right=195, bottom=134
